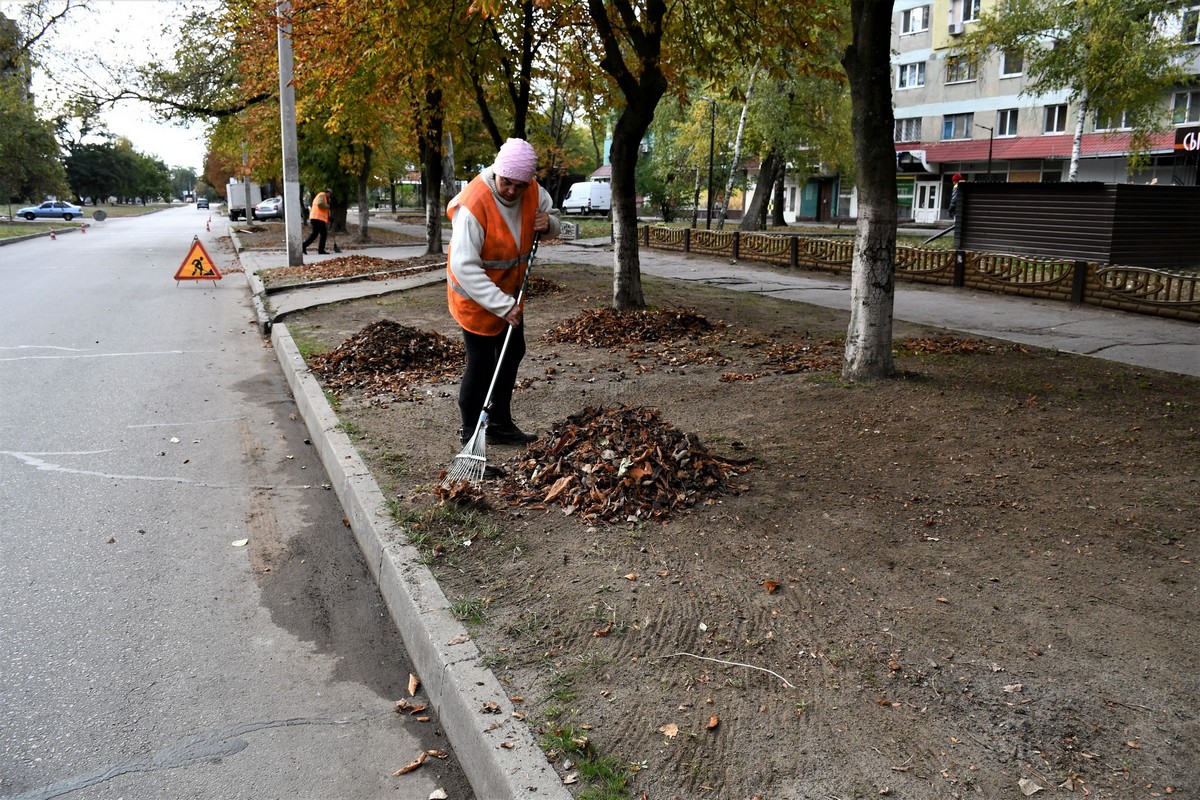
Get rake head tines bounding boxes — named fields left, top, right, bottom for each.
left=443, top=427, right=488, bottom=486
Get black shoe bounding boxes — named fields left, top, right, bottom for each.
left=318, top=250, right=329, bottom=254
left=486, top=423, right=537, bottom=446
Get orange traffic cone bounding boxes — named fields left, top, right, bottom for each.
left=80, top=225, right=85, bottom=234
left=49, top=229, right=56, bottom=240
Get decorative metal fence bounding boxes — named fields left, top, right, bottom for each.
left=638, top=225, right=1200, bottom=323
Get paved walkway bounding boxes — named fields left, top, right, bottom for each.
left=238, top=224, right=1200, bottom=378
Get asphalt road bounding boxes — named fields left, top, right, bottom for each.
left=0, top=208, right=472, bottom=799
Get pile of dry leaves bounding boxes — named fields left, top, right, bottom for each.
left=310, top=320, right=462, bottom=398
left=496, top=405, right=750, bottom=523
left=545, top=307, right=715, bottom=348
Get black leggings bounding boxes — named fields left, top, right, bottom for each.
left=302, top=219, right=328, bottom=252
left=459, top=324, right=525, bottom=433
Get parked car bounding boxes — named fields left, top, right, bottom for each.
left=17, top=200, right=85, bottom=221
left=253, top=196, right=284, bottom=221
left=196, top=197, right=209, bottom=209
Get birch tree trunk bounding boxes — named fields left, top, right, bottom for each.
left=718, top=71, right=756, bottom=231
left=841, top=0, right=897, bottom=381
left=1068, top=87, right=1089, bottom=182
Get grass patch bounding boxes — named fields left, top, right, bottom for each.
left=449, top=596, right=489, bottom=625
left=541, top=720, right=635, bottom=800
left=391, top=501, right=504, bottom=563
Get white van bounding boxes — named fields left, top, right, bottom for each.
left=562, top=181, right=612, bottom=215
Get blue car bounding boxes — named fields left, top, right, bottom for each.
left=18, top=200, right=85, bottom=221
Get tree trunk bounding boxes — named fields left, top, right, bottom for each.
left=771, top=164, right=787, bottom=227
left=586, top=0, right=668, bottom=311
left=610, top=111, right=650, bottom=310
left=420, top=88, right=445, bottom=256
left=1068, top=87, right=1088, bottom=182
left=740, top=148, right=779, bottom=232
left=718, top=71, right=755, bottom=231
left=442, top=131, right=457, bottom=201
left=840, top=0, right=897, bottom=382
left=356, top=144, right=372, bottom=243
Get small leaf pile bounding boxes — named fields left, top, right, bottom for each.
left=500, top=405, right=749, bottom=523
left=546, top=308, right=714, bottom=348
left=262, top=254, right=444, bottom=287
left=310, top=320, right=463, bottom=397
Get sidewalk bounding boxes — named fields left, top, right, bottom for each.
left=234, top=227, right=1197, bottom=800
left=239, top=228, right=1200, bottom=378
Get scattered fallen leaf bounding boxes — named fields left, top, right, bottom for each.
left=481, top=701, right=501, bottom=713
left=563, top=773, right=579, bottom=785
left=392, top=751, right=428, bottom=776
left=761, top=580, right=780, bottom=594
left=623, top=573, right=638, bottom=581
left=500, top=741, right=515, bottom=749
left=1124, top=741, right=1142, bottom=749
left=705, top=715, right=719, bottom=730
left=1018, top=777, right=1044, bottom=796
left=1003, top=684, right=1024, bottom=693
left=428, top=789, right=448, bottom=800
left=659, top=723, right=679, bottom=738
left=426, top=750, right=448, bottom=759
left=447, top=634, right=470, bottom=645
left=593, top=622, right=613, bottom=637
left=408, top=673, right=420, bottom=697
left=935, top=597, right=949, bottom=603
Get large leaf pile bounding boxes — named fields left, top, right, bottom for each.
left=545, top=308, right=714, bottom=348
left=262, top=254, right=444, bottom=287
left=310, top=320, right=463, bottom=398
left=499, top=405, right=749, bottom=523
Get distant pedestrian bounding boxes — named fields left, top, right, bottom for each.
left=303, top=188, right=332, bottom=254
left=446, top=138, right=561, bottom=446
left=949, top=173, right=963, bottom=219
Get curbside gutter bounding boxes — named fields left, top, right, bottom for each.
left=270, top=326, right=570, bottom=800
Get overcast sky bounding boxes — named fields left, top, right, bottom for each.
left=2, top=0, right=217, bottom=172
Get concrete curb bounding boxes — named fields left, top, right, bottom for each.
left=270, top=325, right=569, bottom=800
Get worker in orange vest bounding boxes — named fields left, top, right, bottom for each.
left=303, top=187, right=332, bottom=254
left=447, top=138, right=560, bottom=446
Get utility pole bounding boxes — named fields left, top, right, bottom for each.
left=277, top=1, right=302, bottom=265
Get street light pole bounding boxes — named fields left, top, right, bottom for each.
left=705, top=99, right=716, bottom=230
left=976, top=123, right=994, bottom=179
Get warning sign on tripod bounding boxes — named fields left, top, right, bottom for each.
left=174, top=237, right=222, bottom=283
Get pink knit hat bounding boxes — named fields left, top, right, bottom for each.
left=493, top=138, right=538, bottom=183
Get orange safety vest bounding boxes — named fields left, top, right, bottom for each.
left=446, top=175, right=539, bottom=335
left=309, top=192, right=330, bottom=224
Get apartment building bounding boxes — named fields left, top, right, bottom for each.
left=890, top=0, right=1200, bottom=223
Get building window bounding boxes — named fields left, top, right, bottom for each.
left=901, top=6, right=929, bottom=34
left=945, top=55, right=976, bottom=83
left=1173, top=91, right=1200, bottom=124
left=895, top=117, right=923, bottom=142
left=997, top=109, right=1019, bottom=137
left=942, top=112, right=974, bottom=140
left=963, top=0, right=982, bottom=22
left=1095, top=110, right=1131, bottom=131
left=1000, top=50, right=1023, bottom=77
left=1044, top=104, right=1068, bottom=133
left=1182, top=7, right=1200, bottom=43
left=897, top=62, right=926, bottom=89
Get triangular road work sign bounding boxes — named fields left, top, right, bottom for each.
left=175, top=238, right=222, bottom=281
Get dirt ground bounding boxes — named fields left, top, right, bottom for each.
left=274, top=246, right=1199, bottom=800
